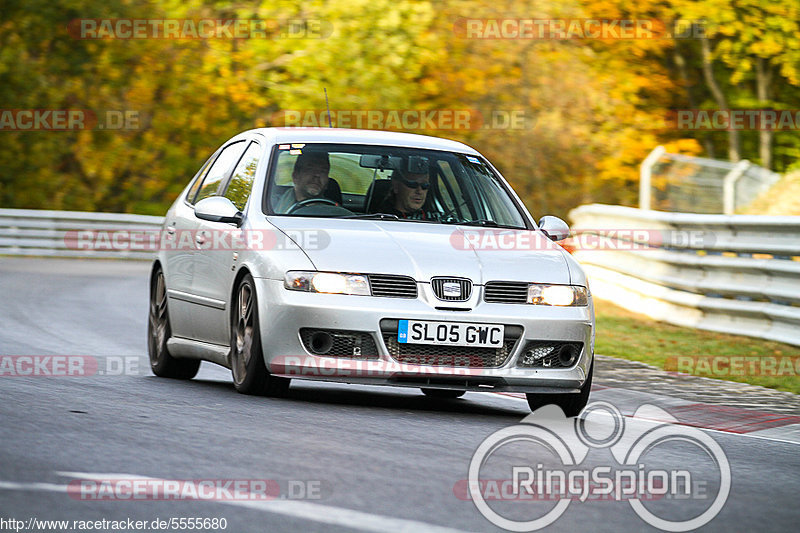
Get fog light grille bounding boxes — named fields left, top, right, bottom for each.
left=299, top=329, right=379, bottom=359
left=517, top=341, right=583, bottom=368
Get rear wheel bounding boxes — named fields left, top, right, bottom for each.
left=148, top=267, right=200, bottom=379
left=230, top=274, right=290, bottom=397
left=421, top=388, right=465, bottom=399
left=525, top=360, right=593, bottom=417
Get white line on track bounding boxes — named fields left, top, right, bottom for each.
left=0, top=472, right=475, bottom=533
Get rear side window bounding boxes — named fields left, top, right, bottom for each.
left=223, top=141, right=261, bottom=211
left=191, top=141, right=246, bottom=204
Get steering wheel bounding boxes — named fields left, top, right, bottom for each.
left=286, top=198, right=338, bottom=215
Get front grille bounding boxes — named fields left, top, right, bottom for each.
left=484, top=281, right=529, bottom=304
left=431, top=277, right=472, bottom=301
left=383, top=334, right=515, bottom=368
left=299, top=328, right=379, bottom=359
left=517, top=341, right=583, bottom=368
left=368, top=274, right=418, bottom=299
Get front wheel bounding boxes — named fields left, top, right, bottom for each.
left=525, top=360, right=593, bottom=417
left=230, top=274, right=290, bottom=397
left=148, top=267, right=200, bottom=379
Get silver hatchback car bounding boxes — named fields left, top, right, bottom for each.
left=148, top=128, right=594, bottom=415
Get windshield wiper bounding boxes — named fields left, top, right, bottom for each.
left=447, top=218, right=526, bottom=229
left=342, top=213, right=400, bottom=220
left=459, top=219, right=500, bottom=227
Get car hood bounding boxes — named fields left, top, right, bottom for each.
left=268, top=217, right=571, bottom=285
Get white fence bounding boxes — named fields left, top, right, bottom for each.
left=0, top=208, right=163, bottom=260
left=568, top=204, right=800, bottom=347
left=639, top=146, right=781, bottom=214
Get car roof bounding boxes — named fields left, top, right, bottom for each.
left=242, top=127, right=481, bottom=155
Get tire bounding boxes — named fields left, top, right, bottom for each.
left=148, top=267, right=200, bottom=379
left=421, top=388, right=465, bottom=399
left=525, top=359, right=593, bottom=417
left=230, top=273, right=290, bottom=397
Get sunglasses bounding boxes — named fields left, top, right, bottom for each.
left=399, top=177, right=430, bottom=190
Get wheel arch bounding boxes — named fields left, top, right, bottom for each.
left=229, top=266, right=254, bottom=324
left=149, top=259, right=163, bottom=285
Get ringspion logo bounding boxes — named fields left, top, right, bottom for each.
left=464, top=402, right=730, bottom=531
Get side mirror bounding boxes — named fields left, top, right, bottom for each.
left=195, top=197, right=243, bottom=226
left=538, top=216, right=570, bottom=241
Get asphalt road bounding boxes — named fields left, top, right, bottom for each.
left=0, top=257, right=798, bottom=532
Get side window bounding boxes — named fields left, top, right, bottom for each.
left=192, top=141, right=246, bottom=204
left=186, top=155, right=215, bottom=203
left=223, top=142, right=261, bottom=211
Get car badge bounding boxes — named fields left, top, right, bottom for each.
left=442, top=282, right=461, bottom=298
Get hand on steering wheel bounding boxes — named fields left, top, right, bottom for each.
left=286, top=197, right=338, bottom=215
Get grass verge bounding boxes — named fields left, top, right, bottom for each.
left=594, top=298, right=800, bottom=394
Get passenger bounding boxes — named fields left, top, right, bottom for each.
left=378, top=169, right=438, bottom=220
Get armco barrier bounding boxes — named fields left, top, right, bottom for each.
left=3, top=205, right=799, bottom=347
left=0, top=208, right=163, bottom=260
left=568, top=204, right=800, bottom=347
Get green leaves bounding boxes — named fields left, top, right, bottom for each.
left=2, top=0, right=798, bottom=217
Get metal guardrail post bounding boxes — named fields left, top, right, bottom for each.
left=639, top=145, right=666, bottom=210
left=722, top=160, right=751, bottom=215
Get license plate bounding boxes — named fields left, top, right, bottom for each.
left=397, top=320, right=504, bottom=348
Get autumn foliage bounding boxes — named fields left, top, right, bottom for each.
left=1, top=0, right=798, bottom=217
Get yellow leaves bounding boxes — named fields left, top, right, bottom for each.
left=740, top=170, right=800, bottom=215
left=662, top=139, right=703, bottom=156
left=4, top=0, right=800, bottom=216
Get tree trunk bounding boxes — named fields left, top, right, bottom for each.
left=755, top=57, right=773, bottom=170
left=700, top=37, right=740, bottom=162
left=673, top=43, right=715, bottom=158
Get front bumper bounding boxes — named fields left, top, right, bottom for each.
left=255, top=278, right=594, bottom=394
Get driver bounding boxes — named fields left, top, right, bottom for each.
left=275, top=151, right=331, bottom=213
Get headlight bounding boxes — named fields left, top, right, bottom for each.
left=527, top=284, right=588, bottom=306
left=284, top=271, right=371, bottom=296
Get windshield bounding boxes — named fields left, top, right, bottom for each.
left=264, top=143, right=528, bottom=229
